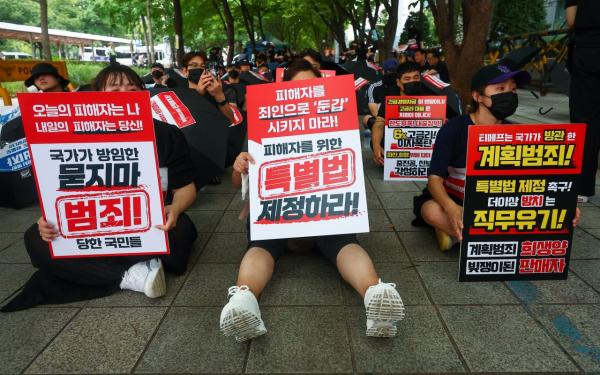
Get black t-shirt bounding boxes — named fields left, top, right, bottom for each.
left=431, top=62, right=450, bottom=83
left=153, top=120, right=197, bottom=191
left=566, top=0, right=600, bottom=48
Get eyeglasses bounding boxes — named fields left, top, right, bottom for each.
left=187, top=63, right=205, bottom=69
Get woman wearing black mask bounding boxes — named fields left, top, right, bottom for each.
left=412, top=64, right=581, bottom=251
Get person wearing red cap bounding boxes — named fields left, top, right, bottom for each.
left=412, top=64, right=581, bottom=251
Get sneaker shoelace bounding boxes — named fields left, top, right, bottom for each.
left=227, top=285, right=250, bottom=298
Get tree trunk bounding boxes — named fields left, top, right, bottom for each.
left=222, top=0, right=235, bottom=65
left=146, top=0, right=155, bottom=64
left=256, top=6, right=266, bottom=41
left=430, top=0, right=493, bottom=110
left=39, top=0, right=52, bottom=60
left=239, top=0, right=256, bottom=55
left=140, top=15, right=151, bottom=66
left=173, top=0, right=184, bottom=67
left=382, top=0, right=399, bottom=59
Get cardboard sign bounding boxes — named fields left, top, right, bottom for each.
left=275, top=67, right=336, bottom=82
left=0, top=106, right=28, bottom=172
left=383, top=96, right=446, bottom=181
left=459, top=124, right=585, bottom=281
left=0, top=61, right=69, bottom=83
left=18, top=91, right=169, bottom=258
left=247, top=75, right=369, bottom=240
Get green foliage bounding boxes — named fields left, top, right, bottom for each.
left=490, top=0, right=547, bottom=41
left=400, top=9, right=439, bottom=47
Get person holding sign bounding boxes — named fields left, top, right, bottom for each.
left=412, top=64, right=581, bottom=252
left=219, top=59, right=405, bottom=342
left=3, top=65, right=198, bottom=312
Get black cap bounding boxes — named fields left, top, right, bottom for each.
left=151, top=62, right=165, bottom=70
left=236, top=59, right=252, bottom=67
left=471, top=64, right=531, bottom=90
left=25, top=63, right=70, bottom=88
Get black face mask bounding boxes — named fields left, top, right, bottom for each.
left=485, top=92, right=518, bottom=120
left=403, top=81, right=423, bottom=95
left=187, top=68, right=203, bottom=84
left=151, top=70, right=164, bottom=79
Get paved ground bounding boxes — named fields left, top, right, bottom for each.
left=1, top=90, right=600, bottom=374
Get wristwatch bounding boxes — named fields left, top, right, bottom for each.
left=216, top=98, right=228, bottom=106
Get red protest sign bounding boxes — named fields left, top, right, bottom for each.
left=18, top=91, right=168, bottom=258
left=246, top=75, right=369, bottom=240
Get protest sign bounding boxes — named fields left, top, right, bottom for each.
left=383, top=96, right=446, bottom=181
left=459, top=124, right=585, bottom=281
left=18, top=91, right=168, bottom=258
left=275, top=68, right=336, bottom=82
left=246, top=75, right=369, bottom=241
left=0, top=106, right=27, bottom=173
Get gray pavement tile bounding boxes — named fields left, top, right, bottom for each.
left=0, top=232, right=21, bottom=251
left=356, top=232, right=410, bottom=262
left=399, top=231, right=460, bottom=262
left=348, top=306, right=465, bottom=373
left=342, top=263, right=430, bottom=306
left=367, top=209, right=395, bottom=232
left=416, top=262, right=519, bottom=304
left=387, top=209, right=430, bottom=232
left=227, top=192, right=245, bottom=211
left=0, top=307, right=78, bottom=374
left=364, top=176, right=374, bottom=192
left=366, top=194, right=383, bottom=209
left=187, top=232, right=212, bottom=263
left=530, top=304, right=600, bottom=372
left=506, top=275, right=600, bottom=305
left=261, top=254, right=342, bottom=306
left=375, top=192, right=416, bottom=209
left=0, top=210, right=40, bottom=233
left=188, top=193, right=234, bottom=211
left=25, top=307, right=166, bottom=374
left=86, top=273, right=187, bottom=307
left=215, top=210, right=248, bottom=233
left=135, top=307, right=246, bottom=374
left=197, top=233, right=248, bottom=263
left=439, top=305, right=579, bottom=373
left=199, top=181, right=239, bottom=194
left=0, top=236, right=30, bottom=264
left=0, top=264, right=35, bottom=302
left=245, top=306, right=353, bottom=374
left=571, top=228, right=600, bottom=259
left=174, top=263, right=237, bottom=306
left=579, top=206, right=600, bottom=229
left=369, top=179, right=421, bottom=193
left=186, top=210, right=224, bottom=233
left=570, top=260, right=600, bottom=292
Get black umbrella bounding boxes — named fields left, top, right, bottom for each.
left=148, top=87, right=231, bottom=183
left=421, top=74, right=463, bottom=117
left=343, top=60, right=382, bottom=82
left=499, top=46, right=541, bottom=71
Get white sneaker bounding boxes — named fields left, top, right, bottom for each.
left=119, top=258, right=166, bottom=298
left=578, top=195, right=589, bottom=204
left=364, top=279, right=405, bottom=338
left=220, top=285, right=266, bottom=342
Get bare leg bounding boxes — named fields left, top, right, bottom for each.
left=336, top=244, right=379, bottom=298
left=421, top=200, right=454, bottom=235
left=236, top=247, right=275, bottom=297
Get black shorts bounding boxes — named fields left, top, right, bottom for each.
left=412, top=187, right=463, bottom=224
left=247, top=234, right=359, bottom=263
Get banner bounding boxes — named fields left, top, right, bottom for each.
left=247, top=75, right=369, bottom=240
left=459, top=124, right=585, bottom=281
left=0, top=61, right=69, bottom=83
left=18, top=92, right=169, bottom=258
left=275, top=68, right=336, bottom=82
left=383, top=96, right=446, bottom=181
left=0, top=106, right=29, bottom=172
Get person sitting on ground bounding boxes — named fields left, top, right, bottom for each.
left=412, top=64, right=581, bottom=251
left=368, top=61, right=423, bottom=166
left=219, top=59, right=405, bottom=343
left=24, top=62, right=70, bottom=92
left=145, top=62, right=178, bottom=88
left=425, top=49, right=450, bottom=83
left=2, top=64, right=198, bottom=312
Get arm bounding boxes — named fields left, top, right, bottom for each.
left=371, top=117, right=385, bottom=166
left=231, top=152, right=255, bottom=189
left=427, top=175, right=464, bottom=240
left=157, top=182, right=196, bottom=231
left=566, top=5, right=577, bottom=28
left=196, top=71, right=236, bottom=123
left=367, top=103, right=380, bottom=117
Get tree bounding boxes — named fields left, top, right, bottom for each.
left=489, top=0, right=547, bottom=42
left=173, top=0, right=184, bottom=66
left=400, top=10, right=439, bottom=46
left=39, top=0, right=52, bottom=60
left=425, top=0, right=494, bottom=109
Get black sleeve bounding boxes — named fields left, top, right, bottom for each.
left=154, top=121, right=197, bottom=190
left=565, top=0, right=577, bottom=8
left=428, top=119, right=455, bottom=178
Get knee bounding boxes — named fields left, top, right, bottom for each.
left=24, top=224, right=51, bottom=269
left=421, top=201, right=444, bottom=225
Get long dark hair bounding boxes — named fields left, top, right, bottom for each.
left=92, top=64, right=144, bottom=91
left=282, top=59, right=322, bottom=82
